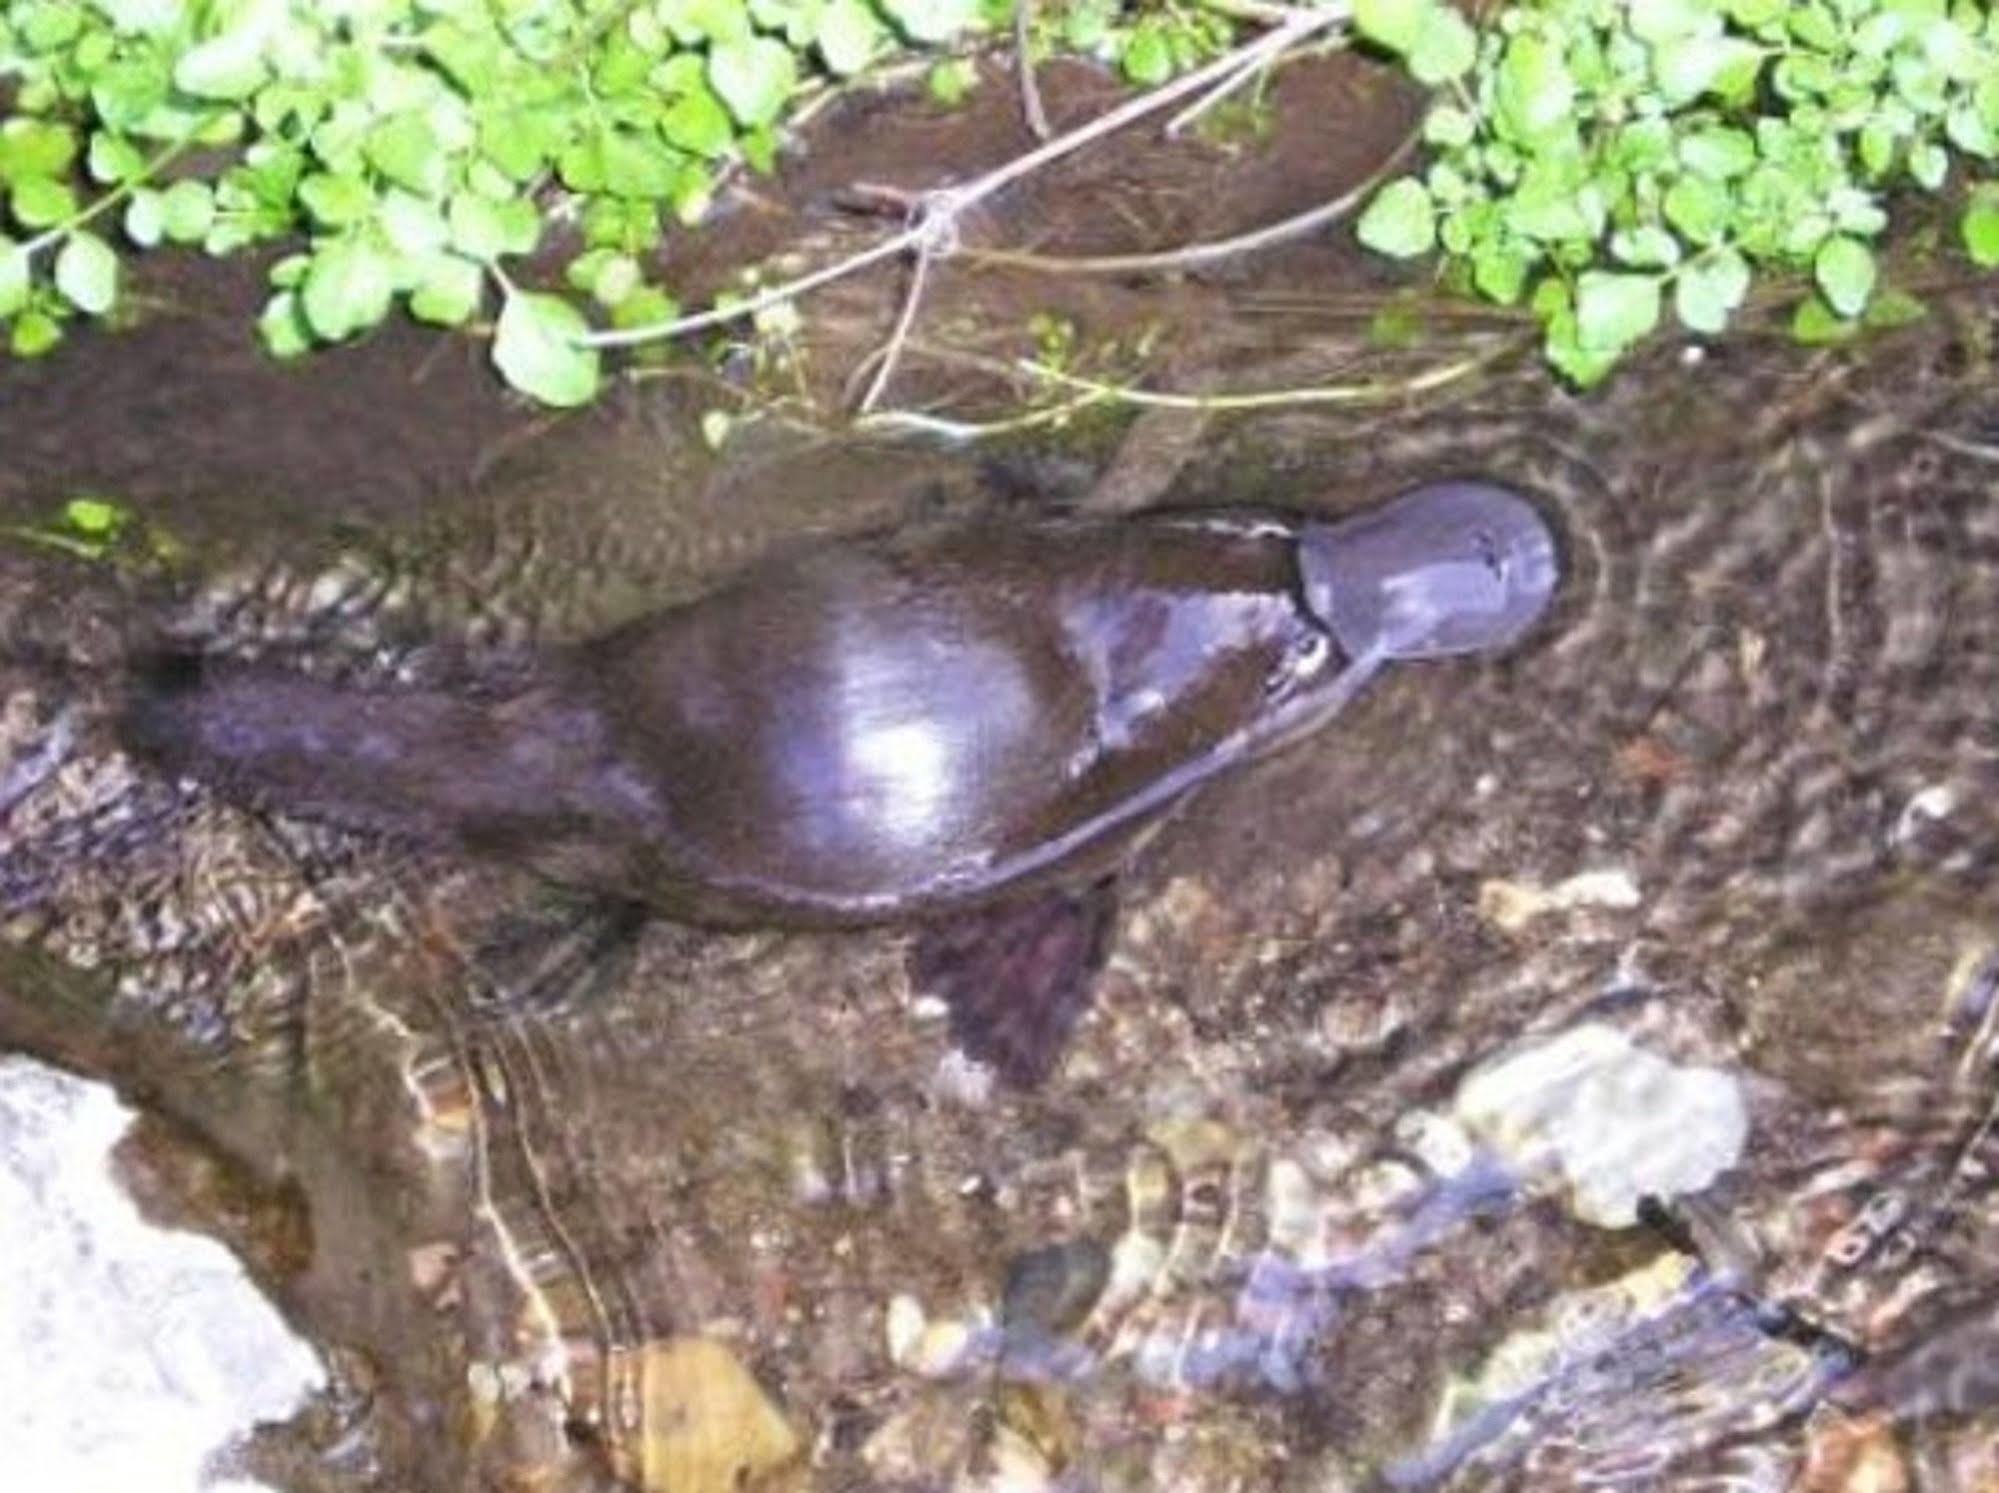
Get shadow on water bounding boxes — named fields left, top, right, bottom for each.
left=8, top=55, right=1999, bottom=1493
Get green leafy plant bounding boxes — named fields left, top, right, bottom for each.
left=0, top=0, right=1004, bottom=402
left=0, top=0, right=1275, bottom=403
left=1037, top=0, right=1237, bottom=86
left=1354, top=0, right=1999, bottom=383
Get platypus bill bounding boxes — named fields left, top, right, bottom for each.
left=123, top=482, right=1560, bottom=1085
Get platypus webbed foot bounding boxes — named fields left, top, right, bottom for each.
left=909, top=884, right=1116, bottom=1088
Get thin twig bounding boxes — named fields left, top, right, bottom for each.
left=962, top=123, right=1418, bottom=276
left=855, top=238, right=937, bottom=412
left=1015, top=0, right=1052, bottom=140
left=579, top=2, right=1350, bottom=351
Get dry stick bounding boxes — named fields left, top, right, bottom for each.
left=854, top=233, right=937, bottom=413
left=579, top=2, right=1350, bottom=351
left=1015, top=0, right=1052, bottom=141
left=961, top=124, right=1418, bottom=276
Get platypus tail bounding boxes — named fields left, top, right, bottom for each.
left=120, top=649, right=480, bottom=844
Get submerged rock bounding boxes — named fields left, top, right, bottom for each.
left=0, top=1055, right=323, bottom=1493
left=1454, top=1022, right=1750, bottom=1229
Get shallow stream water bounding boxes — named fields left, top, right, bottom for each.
left=6, top=55, right=1999, bottom=1493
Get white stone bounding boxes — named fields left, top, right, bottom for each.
left=1453, top=1022, right=1750, bottom=1228
left=1478, top=867, right=1641, bottom=932
left=0, top=1056, right=324, bottom=1493
left=884, top=1293, right=926, bottom=1368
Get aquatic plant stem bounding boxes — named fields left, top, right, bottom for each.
left=579, top=1, right=1350, bottom=351
left=1015, top=333, right=1527, bottom=409
left=18, top=115, right=223, bottom=260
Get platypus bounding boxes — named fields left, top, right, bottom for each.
left=123, top=481, right=1560, bottom=1082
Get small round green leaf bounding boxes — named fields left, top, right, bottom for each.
left=587, top=252, right=640, bottom=307
left=301, top=239, right=395, bottom=341
left=1471, top=239, right=1531, bottom=304
left=0, top=119, right=79, bottom=183
left=124, top=188, right=164, bottom=247
left=879, top=0, right=976, bottom=44
left=1814, top=235, right=1875, bottom=318
left=611, top=284, right=679, bottom=331
left=1630, top=0, right=1714, bottom=43
left=492, top=291, right=601, bottom=407
left=0, top=238, right=29, bottom=318
left=492, top=197, right=541, bottom=255
left=1673, top=248, right=1749, bottom=333
left=1654, top=36, right=1758, bottom=106
left=379, top=190, right=448, bottom=256
left=1357, top=177, right=1436, bottom=258
left=54, top=231, right=118, bottom=314
left=1662, top=174, right=1728, bottom=243
left=1946, top=103, right=1995, bottom=160
left=1610, top=225, right=1681, bottom=269
left=62, top=497, right=128, bottom=536
left=1962, top=189, right=1999, bottom=267
left=927, top=58, right=976, bottom=106
left=708, top=37, right=798, bottom=129
left=160, top=179, right=216, bottom=243
left=817, top=0, right=887, bottom=75
left=18, top=3, right=83, bottom=49
left=1497, top=35, right=1575, bottom=142
left=1121, top=25, right=1173, bottom=85
left=1542, top=311, right=1620, bottom=388
left=1908, top=140, right=1948, bottom=190
left=1920, top=17, right=1979, bottom=81
left=600, top=131, right=680, bottom=198
left=1354, top=0, right=1426, bottom=56
left=365, top=113, right=446, bottom=196
left=11, top=309, right=62, bottom=358
left=1679, top=126, right=1754, bottom=179
left=408, top=254, right=484, bottom=326
left=662, top=87, right=734, bottom=158
left=87, top=133, right=146, bottom=185
left=298, top=172, right=374, bottom=229
left=1408, top=6, right=1477, bottom=85
left=447, top=192, right=507, bottom=259
left=173, top=33, right=268, bottom=101
left=11, top=175, right=78, bottom=230
left=258, top=288, right=311, bottom=358
left=1575, top=270, right=1662, bottom=352
left=1423, top=104, right=1475, bottom=148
